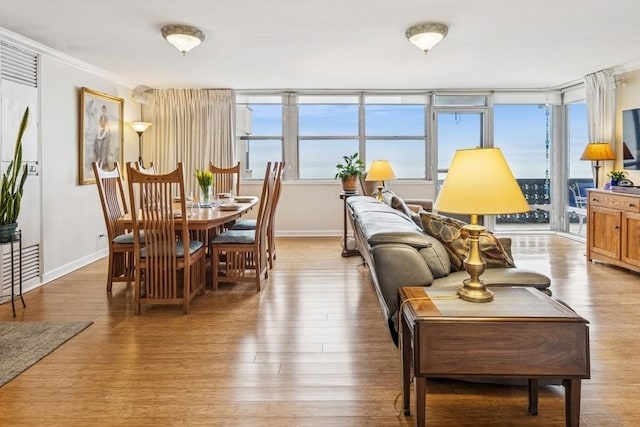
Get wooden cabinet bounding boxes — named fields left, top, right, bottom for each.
left=587, top=189, right=640, bottom=272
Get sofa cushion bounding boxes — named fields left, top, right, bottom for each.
left=389, top=195, right=422, bottom=227
left=418, top=211, right=515, bottom=271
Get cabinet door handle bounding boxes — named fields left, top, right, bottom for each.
left=592, top=198, right=599, bottom=202
left=629, top=203, right=637, bottom=208
left=614, top=225, right=620, bottom=230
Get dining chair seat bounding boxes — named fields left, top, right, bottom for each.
left=212, top=229, right=255, bottom=245
left=140, top=240, right=204, bottom=258
left=112, top=231, right=146, bottom=244
left=228, top=219, right=256, bottom=231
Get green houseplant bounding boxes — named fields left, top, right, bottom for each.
left=0, top=107, right=29, bottom=243
left=607, top=170, right=627, bottom=186
left=335, top=152, right=364, bottom=193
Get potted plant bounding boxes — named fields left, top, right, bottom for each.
left=0, top=107, right=29, bottom=243
left=335, top=152, right=364, bottom=193
left=607, top=170, right=627, bottom=187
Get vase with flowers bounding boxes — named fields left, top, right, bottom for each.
left=195, top=169, right=214, bottom=207
left=607, top=170, right=627, bottom=187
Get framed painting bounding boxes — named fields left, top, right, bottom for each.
left=79, top=87, right=124, bottom=184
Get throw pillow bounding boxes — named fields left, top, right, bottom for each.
left=389, top=195, right=421, bottom=226
left=418, top=211, right=514, bottom=271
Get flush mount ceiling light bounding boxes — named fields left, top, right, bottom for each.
left=161, top=24, right=205, bottom=55
left=405, top=23, right=448, bottom=54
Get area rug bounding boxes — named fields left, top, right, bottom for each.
left=0, top=321, right=92, bottom=387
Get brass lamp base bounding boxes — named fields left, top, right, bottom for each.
left=375, top=185, right=384, bottom=201
left=458, top=278, right=494, bottom=303
left=457, top=221, right=494, bottom=303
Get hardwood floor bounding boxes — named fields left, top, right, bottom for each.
left=1, top=235, right=639, bottom=426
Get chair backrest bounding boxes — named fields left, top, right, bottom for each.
left=569, top=183, right=588, bottom=208
left=126, top=163, right=191, bottom=296
left=255, top=162, right=276, bottom=242
left=135, top=161, right=156, bottom=175
left=268, top=161, right=285, bottom=222
left=93, top=162, right=128, bottom=240
left=210, top=162, right=240, bottom=196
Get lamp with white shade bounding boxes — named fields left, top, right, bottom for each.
left=127, top=122, right=152, bottom=167
left=435, top=147, right=529, bottom=303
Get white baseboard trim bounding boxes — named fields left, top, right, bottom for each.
left=275, top=230, right=342, bottom=237
left=41, top=249, right=108, bottom=286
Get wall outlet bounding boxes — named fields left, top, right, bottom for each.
left=96, top=233, right=106, bottom=239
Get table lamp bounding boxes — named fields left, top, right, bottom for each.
left=127, top=121, right=153, bottom=167
left=365, top=160, right=396, bottom=201
left=434, top=147, right=529, bottom=303
left=579, top=142, right=615, bottom=188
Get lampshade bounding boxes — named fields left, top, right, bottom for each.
left=435, top=147, right=529, bottom=215
left=365, top=160, right=397, bottom=182
left=405, top=23, right=449, bottom=54
left=161, top=24, right=205, bottom=55
left=579, top=143, right=616, bottom=161
left=127, top=121, right=152, bottom=134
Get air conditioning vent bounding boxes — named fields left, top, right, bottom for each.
left=1, top=42, right=38, bottom=88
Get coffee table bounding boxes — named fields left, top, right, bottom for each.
left=399, top=286, right=590, bottom=427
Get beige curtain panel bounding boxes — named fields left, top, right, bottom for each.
left=142, top=88, right=236, bottom=194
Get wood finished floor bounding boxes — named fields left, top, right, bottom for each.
left=0, top=235, right=639, bottom=426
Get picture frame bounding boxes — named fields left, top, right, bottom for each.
left=79, top=87, right=124, bottom=185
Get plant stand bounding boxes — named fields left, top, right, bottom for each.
left=0, top=229, right=25, bottom=317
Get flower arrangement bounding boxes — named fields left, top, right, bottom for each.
left=607, top=170, right=627, bottom=181
left=195, top=169, right=214, bottom=189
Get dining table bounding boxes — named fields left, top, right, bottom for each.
left=118, top=196, right=259, bottom=234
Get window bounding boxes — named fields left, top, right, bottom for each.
left=236, top=96, right=282, bottom=179
left=364, top=95, right=427, bottom=179
left=298, top=96, right=359, bottom=179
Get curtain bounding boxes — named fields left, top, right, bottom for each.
left=142, top=89, right=236, bottom=193
left=585, top=69, right=616, bottom=185
left=585, top=69, right=615, bottom=145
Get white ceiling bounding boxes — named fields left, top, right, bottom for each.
left=1, top=0, right=639, bottom=91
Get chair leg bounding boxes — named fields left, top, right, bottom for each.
left=212, top=249, right=220, bottom=292
left=183, top=267, right=190, bottom=315
left=106, top=250, right=115, bottom=292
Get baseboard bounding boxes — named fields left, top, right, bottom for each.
left=41, top=249, right=108, bottom=285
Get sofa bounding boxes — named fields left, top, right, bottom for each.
left=346, top=192, right=552, bottom=343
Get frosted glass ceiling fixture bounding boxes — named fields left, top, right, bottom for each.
left=161, top=24, right=205, bottom=55
left=405, top=23, right=448, bottom=55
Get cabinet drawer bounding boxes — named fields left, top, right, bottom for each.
left=589, top=193, right=640, bottom=212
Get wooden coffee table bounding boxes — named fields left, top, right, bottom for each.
left=399, top=287, right=590, bottom=427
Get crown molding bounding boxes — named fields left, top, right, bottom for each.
left=0, top=26, right=135, bottom=89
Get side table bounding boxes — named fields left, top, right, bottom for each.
left=1, top=229, right=25, bottom=317
left=399, top=286, right=590, bottom=427
left=339, top=191, right=359, bottom=257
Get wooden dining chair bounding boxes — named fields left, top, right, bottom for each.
left=229, top=161, right=285, bottom=269
left=210, top=162, right=275, bottom=292
left=210, top=162, right=240, bottom=196
left=92, top=162, right=134, bottom=292
left=126, top=162, right=206, bottom=314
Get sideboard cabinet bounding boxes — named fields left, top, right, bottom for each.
left=587, top=189, right=640, bottom=273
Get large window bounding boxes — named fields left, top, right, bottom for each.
left=298, top=96, right=359, bottom=179
left=236, top=96, right=283, bottom=179
left=238, top=93, right=429, bottom=180
left=364, top=95, right=427, bottom=179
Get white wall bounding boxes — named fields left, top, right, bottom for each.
left=240, top=180, right=435, bottom=236
left=39, top=56, right=138, bottom=283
